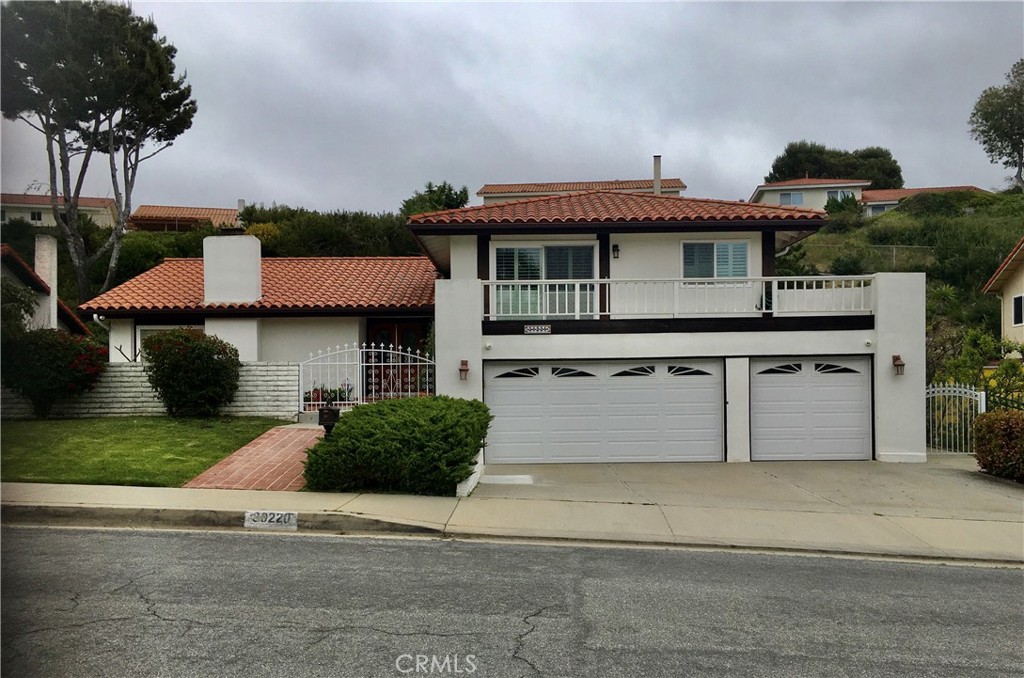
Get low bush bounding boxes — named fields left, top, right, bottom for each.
left=0, top=328, right=107, bottom=417
left=142, top=329, right=241, bottom=417
left=304, top=396, right=492, bottom=496
left=972, top=410, right=1024, bottom=482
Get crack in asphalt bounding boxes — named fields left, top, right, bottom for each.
left=293, top=623, right=479, bottom=648
left=511, top=605, right=550, bottom=677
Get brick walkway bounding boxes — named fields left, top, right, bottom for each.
left=183, top=425, right=323, bottom=491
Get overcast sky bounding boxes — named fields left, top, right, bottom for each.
left=2, top=1, right=1022, bottom=213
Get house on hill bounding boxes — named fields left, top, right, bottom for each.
left=128, top=203, right=240, bottom=232
left=1, top=193, right=117, bottom=229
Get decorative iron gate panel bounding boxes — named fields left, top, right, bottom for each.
left=925, top=383, right=986, bottom=454
left=299, top=343, right=434, bottom=412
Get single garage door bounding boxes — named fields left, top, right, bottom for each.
left=483, top=360, right=723, bottom=463
left=750, top=357, right=872, bottom=461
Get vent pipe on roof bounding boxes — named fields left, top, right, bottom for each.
left=653, top=155, right=662, bottom=196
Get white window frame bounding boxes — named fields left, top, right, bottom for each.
left=490, top=240, right=598, bottom=282
left=1013, top=294, right=1023, bottom=327
left=680, top=240, right=750, bottom=279
left=135, top=324, right=202, bottom=362
left=29, top=210, right=43, bottom=222
left=779, top=192, right=803, bottom=206
left=827, top=189, right=855, bottom=201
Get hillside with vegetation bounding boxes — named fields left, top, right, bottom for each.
left=780, top=190, right=1024, bottom=383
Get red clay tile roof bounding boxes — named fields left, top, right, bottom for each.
left=80, top=257, right=437, bottom=314
left=1, top=193, right=115, bottom=209
left=982, top=234, right=1024, bottom=294
left=862, top=186, right=987, bottom=203
left=1, top=244, right=90, bottom=334
left=130, top=205, right=238, bottom=227
left=409, top=190, right=825, bottom=226
left=756, top=178, right=871, bottom=189
left=477, top=179, right=687, bottom=195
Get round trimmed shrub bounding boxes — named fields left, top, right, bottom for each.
left=1, top=328, right=108, bottom=417
left=142, top=328, right=240, bottom=417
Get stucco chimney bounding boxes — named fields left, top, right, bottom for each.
left=653, top=155, right=662, bottom=196
left=34, top=232, right=58, bottom=328
left=237, top=198, right=245, bottom=212
left=203, top=235, right=262, bottom=304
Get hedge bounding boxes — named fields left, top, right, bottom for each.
left=972, top=410, right=1024, bottom=482
left=304, top=396, right=491, bottom=496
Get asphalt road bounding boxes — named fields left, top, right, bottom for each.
left=2, top=526, right=1021, bottom=678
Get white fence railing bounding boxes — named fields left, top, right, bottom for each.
left=925, top=383, right=986, bottom=454
left=483, top=276, right=875, bottom=320
left=298, top=343, right=434, bottom=412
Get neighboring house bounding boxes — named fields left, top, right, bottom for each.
left=79, top=235, right=435, bottom=363
left=982, top=234, right=1024, bottom=345
left=1, top=241, right=89, bottom=335
left=1, top=193, right=118, bottom=229
left=128, top=204, right=240, bottom=232
left=748, top=178, right=871, bottom=211
left=478, top=155, right=685, bottom=205
left=861, top=185, right=989, bottom=217
left=409, top=190, right=925, bottom=465
left=479, top=179, right=687, bottom=205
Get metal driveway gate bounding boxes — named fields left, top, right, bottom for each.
left=299, top=343, right=434, bottom=412
left=925, top=383, right=986, bottom=454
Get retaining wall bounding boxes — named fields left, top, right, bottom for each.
left=1, top=362, right=299, bottom=420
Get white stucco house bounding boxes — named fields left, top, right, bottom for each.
left=79, top=236, right=436, bottom=364
left=748, top=178, right=871, bottom=212
left=1, top=193, right=118, bottom=229
left=982, top=234, right=1024, bottom=346
left=410, top=190, right=925, bottom=465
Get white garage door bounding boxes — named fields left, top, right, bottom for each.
left=750, top=357, right=872, bottom=461
left=483, top=360, right=723, bottom=463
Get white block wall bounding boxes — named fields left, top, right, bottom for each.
left=1, top=362, right=299, bottom=420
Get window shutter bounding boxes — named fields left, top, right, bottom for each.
left=683, top=243, right=714, bottom=278
left=714, top=242, right=747, bottom=278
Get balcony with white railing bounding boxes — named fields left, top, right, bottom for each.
left=482, top=276, right=875, bottom=321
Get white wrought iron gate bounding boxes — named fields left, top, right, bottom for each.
left=925, top=383, right=986, bottom=454
left=299, top=343, right=435, bottom=412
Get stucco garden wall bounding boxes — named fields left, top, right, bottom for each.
left=1, top=362, right=299, bottom=420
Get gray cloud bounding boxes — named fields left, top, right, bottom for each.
left=2, top=1, right=1021, bottom=213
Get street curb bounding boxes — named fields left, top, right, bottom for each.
left=1, top=504, right=442, bottom=536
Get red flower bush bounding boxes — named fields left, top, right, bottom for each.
left=1, top=328, right=107, bottom=417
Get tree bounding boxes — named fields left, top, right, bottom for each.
left=2, top=1, right=196, bottom=303
left=400, top=181, right=469, bottom=217
left=969, top=59, right=1024, bottom=192
left=765, top=141, right=904, bottom=189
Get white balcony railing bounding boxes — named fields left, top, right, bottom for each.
left=483, top=276, right=875, bottom=320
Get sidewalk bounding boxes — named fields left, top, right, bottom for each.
left=2, top=455, right=1021, bottom=563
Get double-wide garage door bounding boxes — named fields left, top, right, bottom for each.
left=484, top=356, right=873, bottom=464
left=483, top=360, right=724, bottom=463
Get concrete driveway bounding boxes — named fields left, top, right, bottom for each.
left=451, top=455, right=1024, bottom=561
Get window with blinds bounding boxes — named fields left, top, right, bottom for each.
left=682, top=242, right=748, bottom=278
left=495, top=246, right=593, bottom=280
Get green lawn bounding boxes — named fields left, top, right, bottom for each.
left=1, top=417, right=287, bottom=487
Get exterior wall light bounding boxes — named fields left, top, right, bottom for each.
left=459, top=359, right=470, bottom=381
left=892, top=355, right=905, bottom=376
left=612, top=244, right=620, bottom=259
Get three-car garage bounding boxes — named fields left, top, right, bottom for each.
left=483, top=357, right=872, bottom=464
